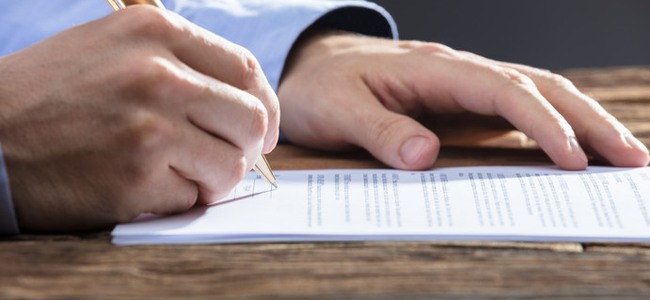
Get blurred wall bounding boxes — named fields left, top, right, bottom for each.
left=371, top=0, right=650, bottom=70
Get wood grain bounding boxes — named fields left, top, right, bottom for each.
left=2, top=67, right=650, bottom=299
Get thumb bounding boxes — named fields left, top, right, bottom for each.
left=346, top=99, right=441, bottom=170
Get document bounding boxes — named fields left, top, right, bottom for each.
left=112, top=166, right=650, bottom=245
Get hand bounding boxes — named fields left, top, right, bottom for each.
left=278, top=31, right=649, bottom=170
left=0, top=6, right=279, bottom=232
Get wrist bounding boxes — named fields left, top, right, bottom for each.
left=280, top=29, right=381, bottom=87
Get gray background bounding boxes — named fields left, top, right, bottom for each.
left=370, top=0, right=650, bottom=70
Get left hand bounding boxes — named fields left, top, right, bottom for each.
left=278, top=31, right=650, bottom=170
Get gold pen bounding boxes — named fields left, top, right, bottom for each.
left=106, top=0, right=278, bottom=188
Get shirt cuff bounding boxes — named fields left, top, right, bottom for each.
left=266, top=2, right=398, bottom=90
left=0, top=145, right=19, bottom=235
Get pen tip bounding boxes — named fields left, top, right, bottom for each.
left=272, top=182, right=278, bottom=189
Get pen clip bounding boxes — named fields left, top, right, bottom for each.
left=106, top=0, right=123, bottom=10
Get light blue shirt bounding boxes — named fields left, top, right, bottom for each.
left=0, top=0, right=397, bottom=234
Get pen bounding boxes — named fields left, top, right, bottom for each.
left=106, top=0, right=278, bottom=189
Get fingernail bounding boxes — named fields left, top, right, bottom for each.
left=400, top=136, right=430, bottom=166
left=625, top=132, right=649, bottom=153
left=569, top=137, right=589, bottom=164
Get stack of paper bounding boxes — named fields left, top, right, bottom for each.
left=112, top=166, right=650, bottom=245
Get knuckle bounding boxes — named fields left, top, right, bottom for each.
left=201, top=150, right=249, bottom=201
left=248, top=101, right=269, bottom=141
left=232, top=155, right=249, bottom=184
left=238, top=48, right=263, bottom=90
left=119, top=5, right=177, bottom=41
left=265, top=96, right=280, bottom=127
left=369, top=116, right=403, bottom=148
left=398, top=40, right=427, bottom=50
left=221, top=154, right=249, bottom=192
left=126, top=57, right=180, bottom=102
left=489, top=67, right=539, bottom=115
left=546, top=73, right=576, bottom=90
left=139, top=56, right=173, bottom=80
left=123, top=110, right=172, bottom=157
left=402, top=41, right=457, bottom=56
left=499, top=67, right=535, bottom=88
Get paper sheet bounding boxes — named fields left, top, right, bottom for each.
left=112, top=166, right=650, bottom=245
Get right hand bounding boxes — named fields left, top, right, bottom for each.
left=0, top=6, right=279, bottom=232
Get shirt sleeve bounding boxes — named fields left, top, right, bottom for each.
left=0, top=146, right=19, bottom=235
left=0, top=0, right=397, bottom=90
left=167, top=0, right=398, bottom=89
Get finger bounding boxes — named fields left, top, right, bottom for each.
left=110, top=131, right=200, bottom=220
left=135, top=168, right=199, bottom=216
left=340, top=84, right=440, bottom=170
left=169, top=61, right=267, bottom=161
left=162, top=11, right=280, bottom=152
left=170, top=121, right=251, bottom=205
left=487, top=62, right=650, bottom=167
left=109, top=7, right=279, bottom=151
left=392, top=51, right=589, bottom=170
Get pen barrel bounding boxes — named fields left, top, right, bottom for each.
left=117, top=0, right=165, bottom=9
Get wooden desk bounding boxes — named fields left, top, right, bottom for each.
left=2, top=67, right=650, bottom=299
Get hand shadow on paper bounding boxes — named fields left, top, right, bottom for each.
left=126, top=186, right=275, bottom=230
